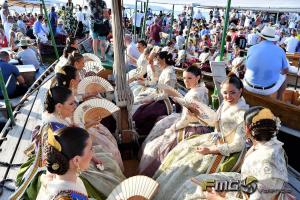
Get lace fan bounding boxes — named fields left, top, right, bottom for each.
left=83, top=61, right=104, bottom=77
left=157, top=84, right=183, bottom=98
left=77, top=76, right=114, bottom=95
left=106, top=175, right=159, bottom=200
left=173, top=97, right=214, bottom=125
left=83, top=53, right=102, bottom=63
left=73, top=99, right=119, bottom=126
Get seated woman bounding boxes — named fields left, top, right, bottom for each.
left=54, top=38, right=79, bottom=73
left=152, top=75, right=249, bottom=200
left=15, top=87, right=125, bottom=200
left=172, top=107, right=289, bottom=200
left=54, top=68, right=121, bottom=169
left=128, top=45, right=151, bottom=83
left=129, top=46, right=153, bottom=97
left=138, top=66, right=213, bottom=176
left=132, top=51, right=177, bottom=136
left=37, top=127, right=93, bottom=200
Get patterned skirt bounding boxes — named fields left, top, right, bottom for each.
left=139, top=124, right=212, bottom=177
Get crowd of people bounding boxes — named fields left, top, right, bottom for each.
left=0, top=0, right=299, bottom=200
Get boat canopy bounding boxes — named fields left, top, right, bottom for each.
left=7, top=0, right=66, bottom=6
left=137, top=0, right=300, bottom=12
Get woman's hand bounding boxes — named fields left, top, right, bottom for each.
left=84, top=116, right=102, bottom=128
left=206, top=188, right=226, bottom=200
left=137, top=78, right=145, bottom=86
left=92, top=156, right=105, bottom=171
left=196, top=146, right=211, bottom=155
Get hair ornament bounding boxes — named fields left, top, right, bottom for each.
left=251, top=108, right=275, bottom=124
left=48, top=128, right=62, bottom=152
left=57, top=68, right=67, bottom=75
left=52, top=163, right=60, bottom=171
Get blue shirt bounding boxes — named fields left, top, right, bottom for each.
left=0, top=61, right=20, bottom=97
left=33, top=20, right=45, bottom=35
left=49, top=11, right=58, bottom=28
left=245, top=40, right=288, bottom=87
left=200, top=29, right=210, bottom=37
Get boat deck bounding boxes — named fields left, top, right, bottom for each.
left=0, top=73, right=299, bottom=199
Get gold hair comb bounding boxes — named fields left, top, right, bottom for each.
left=57, top=68, right=67, bottom=75
left=252, top=108, right=275, bottom=124
left=47, top=128, right=62, bottom=152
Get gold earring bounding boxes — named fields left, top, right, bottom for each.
left=76, top=165, right=82, bottom=176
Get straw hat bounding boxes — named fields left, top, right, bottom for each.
left=257, top=26, right=279, bottom=41
left=18, top=37, right=32, bottom=47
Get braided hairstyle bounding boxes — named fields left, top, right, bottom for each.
left=46, top=127, right=89, bottom=175
left=244, top=106, right=277, bottom=142
left=44, top=86, right=73, bottom=113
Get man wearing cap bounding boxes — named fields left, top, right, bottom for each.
left=244, top=26, right=289, bottom=100
left=0, top=51, right=27, bottom=98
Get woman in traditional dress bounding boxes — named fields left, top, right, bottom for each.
left=55, top=37, right=79, bottom=73
left=54, top=68, right=122, bottom=169
left=36, top=127, right=93, bottom=200
left=132, top=51, right=177, bottom=136
left=15, top=87, right=125, bottom=200
left=153, top=74, right=249, bottom=200
left=129, top=45, right=153, bottom=97
left=138, top=66, right=213, bottom=176
left=172, top=107, right=289, bottom=200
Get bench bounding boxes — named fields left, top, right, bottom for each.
left=286, top=53, right=300, bottom=67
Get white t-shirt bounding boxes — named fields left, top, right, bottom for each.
left=284, top=36, right=299, bottom=53
left=126, top=42, right=141, bottom=66
left=132, top=12, right=144, bottom=27
left=42, top=24, right=50, bottom=35
left=0, top=9, right=8, bottom=24
left=3, top=22, right=12, bottom=41
left=17, top=48, right=40, bottom=70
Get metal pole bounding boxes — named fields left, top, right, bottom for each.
left=219, top=0, right=231, bottom=61
left=133, top=0, right=138, bottom=41
left=169, top=4, right=175, bottom=41
left=40, top=0, right=60, bottom=60
left=276, top=12, right=279, bottom=24
left=141, top=0, right=149, bottom=39
left=184, top=6, right=194, bottom=52
left=0, top=70, right=15, bottom=125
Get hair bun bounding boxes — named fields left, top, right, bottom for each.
left=45, top=145, right=69, bottom=175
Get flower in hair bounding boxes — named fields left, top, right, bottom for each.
left=52, top=163, right=60, bottom=171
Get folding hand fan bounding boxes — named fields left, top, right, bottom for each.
left=83, top=61, right=104, bottom=77
left=173, top=97, right=214, bottom=125
left=82, top=53, right=102, bottom=63
left=73, top=99, right=119, bottom=126
left=157, top=84, right=183, bottom=98
left=106, top=175, right=159, bottom=200
left=77, top=76, right=114, bottom=95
